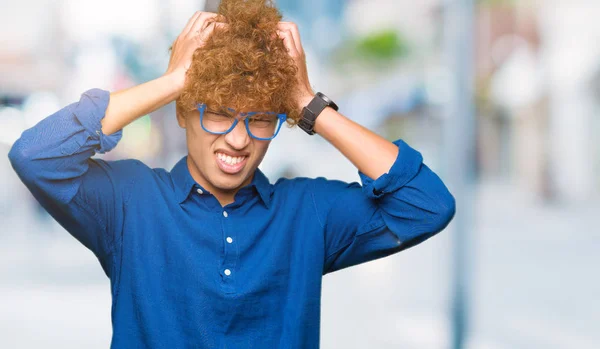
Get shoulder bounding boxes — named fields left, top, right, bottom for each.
left=271, top=175, right=361, bottom=210
left=88, top=157, right=152, bottom=179
left=85, top=157, right=174, bottom=199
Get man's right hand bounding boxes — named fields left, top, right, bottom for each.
left=101, top=11, right=226, bottom=136
left=165, top=11, right=226, bottom=82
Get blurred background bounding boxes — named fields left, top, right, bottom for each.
left=1, top=0, right=599, bottom=348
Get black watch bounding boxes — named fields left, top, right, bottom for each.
left=298, top=92, right=338, bottom=135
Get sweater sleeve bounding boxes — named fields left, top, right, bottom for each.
left=8, top=88, right=125, bottom=277
left=312, top=139, right=456, bottom=275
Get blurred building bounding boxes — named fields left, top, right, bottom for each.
left=1, top=1, right=599, bottom=349
left=475, top=0, right=600, bottom=203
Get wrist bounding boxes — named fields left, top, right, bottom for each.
left=164, top=69, right=187, bottom=97
left=297, top=92, right=339, bottom=135
left=297, top=93, right=315, bottom=110
left=313, top=104, right=338, bottom=135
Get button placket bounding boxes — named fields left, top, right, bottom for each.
left=219, top=208, right=236, bottom=293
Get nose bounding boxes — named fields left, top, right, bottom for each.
left=223, top=119, right=250, bottom=150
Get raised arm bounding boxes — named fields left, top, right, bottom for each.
left=277, top=21, right=456, bottom=274
left=310, top=85, right=455, bottom=275
left=7, top=11, right=219, bottom=274
left=102, top=11, right=224, bottom=135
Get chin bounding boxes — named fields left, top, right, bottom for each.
left=210, top=172, right=248, bottom=191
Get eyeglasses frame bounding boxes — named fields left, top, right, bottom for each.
left=197, top=103, right=287, bottom=141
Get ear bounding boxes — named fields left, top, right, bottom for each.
left=176, top=102, right=187, bottom=128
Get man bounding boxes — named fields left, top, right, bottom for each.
left=8, top=0, right=455, bottom=348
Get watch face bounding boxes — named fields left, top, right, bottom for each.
left=318, top=92, right=331, bottom=104
left=317, top=92, right=338, bottom=111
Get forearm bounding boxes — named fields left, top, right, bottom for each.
left=9, top=88, right=124, bottom=204
left=311, top=101, right=398, bottom=181
left=102, top=71, right=185, bottom=135
left=312, top=104, right=455, bottom=250
left=11, top=70, right=182, bottom=201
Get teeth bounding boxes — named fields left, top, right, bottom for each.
left=217, top=153, right=245, bottom=166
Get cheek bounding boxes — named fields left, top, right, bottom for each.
left=186, top=127, right=215, bottom=156
left=252, top=141, right=271, bottom=159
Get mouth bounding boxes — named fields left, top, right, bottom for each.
left=215, top=152, right=248, bottom=174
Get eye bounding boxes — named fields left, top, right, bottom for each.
left=205, top=110, right=233, bottom=122
left=248, top=114, right=276, bottom=127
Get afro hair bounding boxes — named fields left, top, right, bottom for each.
left=174, top=0, right=302, bottom=126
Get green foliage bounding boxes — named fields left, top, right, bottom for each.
left=332, top=29, right=410, bottom=69
left=355, top=30, right=408, bottom=60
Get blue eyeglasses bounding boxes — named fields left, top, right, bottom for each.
left=197, top=103, right=287, bottom=141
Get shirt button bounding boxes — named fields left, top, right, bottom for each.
left=196, top=188, right=203, bottom=194
left=223, top=211, right=228, bottom=218
left=226, top=237, right=233, bottom=243
left=224, top=269, right=231, bottom=276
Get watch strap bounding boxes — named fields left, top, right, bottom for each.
left=298, top=92, right=338, bottom=135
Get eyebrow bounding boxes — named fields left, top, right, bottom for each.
left=206, top=107, right=277, bottom=117
left=206, top=109, right=231, bottom=116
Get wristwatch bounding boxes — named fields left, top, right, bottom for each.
left=298, top=92, right=338, bottom=135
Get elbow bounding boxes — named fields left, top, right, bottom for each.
left=8, top=139, right=27, bottom=171
left=8, top=138, right=35, bottom=181
left=433, top=192, right=456, bottom=232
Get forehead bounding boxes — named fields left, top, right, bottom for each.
left=207, top=104, right=276, bottom=114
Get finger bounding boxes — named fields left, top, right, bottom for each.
left=209, top=21, right=228, bottom=32
left=189, top=12, right=213, bottom=36
left=213, top=22, right=228, bottom=34
left=189, top=12, right=219, bottom=37
left=277, top=29, right=300, bottom=57
left=182, top=11, right=202, bottom=37
left=200, top=21, right=228, bottom=38
left=197, top=22, right=218, bottom=42
left=277, top=22, right=303, bottom=55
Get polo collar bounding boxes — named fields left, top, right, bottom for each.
left=171, top=156, right=272, bottom=208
